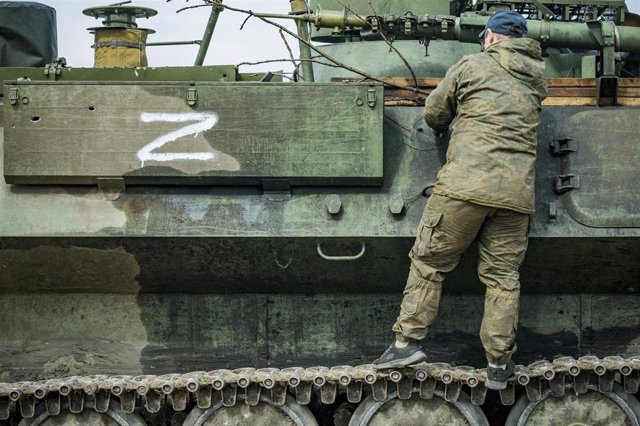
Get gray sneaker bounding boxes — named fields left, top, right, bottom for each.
left=485, top=361, right=515, bottom=390
left=372, top=340, right=427, bottom=369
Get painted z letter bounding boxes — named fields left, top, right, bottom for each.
left=137, top=112, right=219, bottom=165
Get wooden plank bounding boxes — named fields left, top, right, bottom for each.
left=334, top=77, right=640, bottom=89
left=332, top=77, right=640, bottom=107
left=4, top=82, right=384, bottom=185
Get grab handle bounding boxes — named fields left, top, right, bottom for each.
left=316, top=242, right=366, bottom=261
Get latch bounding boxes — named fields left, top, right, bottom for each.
left=366, top=88, right=377, bottom=107
left=549, top=138, right=577, bottom=156
left=43, top=57, right=67, bottom=81
left=262, top=179, right=291, bottom=201
left=186, top=88, right=198, bottom=106
left=8, top=87, right=18, bottom=105
left=554, top=174, right=581, bottom=194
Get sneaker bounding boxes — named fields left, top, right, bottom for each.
left=372, top=340, right=427, bottom=369
left=485, top=361, right=515, bottom=390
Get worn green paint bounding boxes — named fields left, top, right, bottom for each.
left=3, top=82, right=383, bottom=186
left=0, top=66, right=238, bottom=84
left=559, top=110, right=640, bottom=227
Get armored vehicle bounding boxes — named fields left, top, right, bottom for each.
left=1, top=0, right=640, bottom=424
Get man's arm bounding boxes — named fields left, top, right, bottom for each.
left=423, top=60, right=465, bottom=134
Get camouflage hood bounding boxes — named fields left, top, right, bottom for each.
left=485, top=37, right=545, bottom=87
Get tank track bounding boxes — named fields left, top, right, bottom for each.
left=2, top=355, right=639, bottom=420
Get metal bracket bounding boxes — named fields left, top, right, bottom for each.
left=186, top=88, right=198, bottom=106
left=366, top=88, right=377, bottom=107
left=596, top=76, right=618, bottom=106
left=548, top=202, right=558, bottom=222
left=43, top=57, right=67, bottom=81
left=599, top=20, right=617, bottom=76
left=587, top=20, right=618, bottom=106
left=549, top=138, right=577, bottom=156
left=8, top=87, right=18, bottom=105
left=260, top=72, right=274, bottom=82
left=325, top=194, right=342, bottom=215
left=554, top=174, right=581, bottom=194
left=388, top=194, right=405, bottom=215
left=262, top=179, right=291, bottom=201
left=96, top=177, right=126, bottom=197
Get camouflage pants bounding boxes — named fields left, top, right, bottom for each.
left=391, top=194, right=529, bottom=364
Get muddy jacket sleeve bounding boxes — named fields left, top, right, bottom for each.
left=423, top=59, right=466, bottom=133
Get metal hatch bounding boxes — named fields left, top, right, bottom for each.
left=3, top=81, right=383, bottom=186
left=557, top=109, right=640, bottom=227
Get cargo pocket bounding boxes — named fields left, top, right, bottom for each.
left=400, top=295, right=418, bottom=315
left=412, top=212, right=443, bottom=258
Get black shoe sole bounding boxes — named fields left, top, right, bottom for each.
left=373, top=351, right=427, bottom=370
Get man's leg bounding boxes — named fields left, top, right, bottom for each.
left=374, top=195, right=489, bottom=369
left=476, top=209, right=529, bottom=388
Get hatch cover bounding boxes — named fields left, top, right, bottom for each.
left=560, top=109, right=640, bottom=227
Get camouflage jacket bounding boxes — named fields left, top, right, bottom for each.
left=424, top=37, right=547, bottom=214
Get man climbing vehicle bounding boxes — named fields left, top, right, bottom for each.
left=373, top=10, right=548, bottom=390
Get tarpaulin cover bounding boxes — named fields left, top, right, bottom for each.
left=94, top=28, right=148, bottom=68
left=0, top=1, right=57, bottom=67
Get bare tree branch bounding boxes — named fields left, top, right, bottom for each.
left=170, top=0, right=429, bottom=97
left=235, top=58, right=342, bottom=69
left=219, top=3, right=429, bottom=96
left=279, top=29, right=301, bottom=81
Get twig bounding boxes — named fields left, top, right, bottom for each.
left=172, top=2, right=211, bottom=13
left=239, top=14, right=253, bottom=30
left=279, top=29, right=300, bottom=80
left=234, top=58, right=342, bottom=69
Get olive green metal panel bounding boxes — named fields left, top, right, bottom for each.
left=0, top=66, right=239, bottom=83
left=559, top=109, right=640, bottom=227
left=313, top=41, right=480, bottom=82
left=3, top=82, right=383, bottom=185
left=0, top=66, right=280, bottom=125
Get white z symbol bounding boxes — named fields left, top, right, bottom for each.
left=137, top=112, right=219, bottom=166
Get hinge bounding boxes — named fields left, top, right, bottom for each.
left=186, top=88, right=198, bottom=106
left=262, top=179, right=291, bottom=201
left=366, top=88, right=377, bottom=107
left=549, top=138, right=577, bottom=156
left=554, top=174, right=581, bottom=194
left=8, top=87, right=18, bottom=105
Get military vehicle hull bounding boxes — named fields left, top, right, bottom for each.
left=2, top=95, right=640, bottom=424
left=2, top=0, right=640, bottom=424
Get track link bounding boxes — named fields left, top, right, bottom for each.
left=2, top=355, right=640, bottom=420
